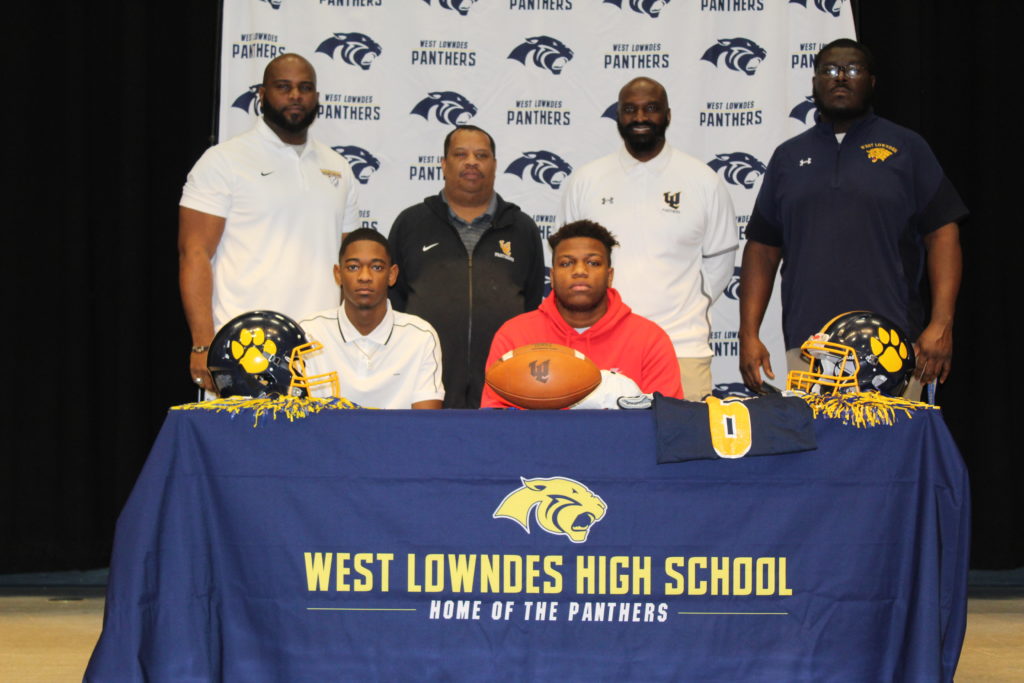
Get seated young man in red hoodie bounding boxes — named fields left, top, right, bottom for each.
left=480, top=220, right=683, bottom=408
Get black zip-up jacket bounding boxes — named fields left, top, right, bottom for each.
left=388, top=194, right=546, bottom=408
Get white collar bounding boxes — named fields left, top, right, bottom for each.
left=336, top=301, right=395, bottom=346
left=255, top=117, right=314, bottom=155
left=617, top=142, right=673, bottom=174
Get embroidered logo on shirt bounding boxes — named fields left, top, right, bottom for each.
left=799, top=158, right=812, bottom=166
left=601, top=197, right=614, bottom=205
left=495, top=240, right=515, bottom=262
left=662, top=191, right=681, bottom=210
left=422, top=242, right=440, bottom=252
left=260, top=170, right=274, bottom=176
left=860, top=143, right=898, bottom=163
left=320, top=168, right=342, bottom=187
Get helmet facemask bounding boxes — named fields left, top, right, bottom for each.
left=787, top=336, right=860, bottom=394
left=288, top=341, right=340, bottom=398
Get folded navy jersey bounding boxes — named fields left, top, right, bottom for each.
left=654, top=393, right=816, bottom=463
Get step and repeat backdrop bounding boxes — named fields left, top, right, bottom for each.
left=218, top=0, right=854, bottom=387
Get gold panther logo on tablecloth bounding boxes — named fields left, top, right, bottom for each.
left=494, top=477, right=607, bottom=544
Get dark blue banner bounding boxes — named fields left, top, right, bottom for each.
left=87, top=406, right=968, bottom=681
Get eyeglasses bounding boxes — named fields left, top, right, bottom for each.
left=817, top=63, right=867, bottom=79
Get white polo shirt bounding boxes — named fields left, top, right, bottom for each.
left=180, top=118, right=359, bottom=330
left=559, top=144, right=738, bottom=358
left=299, top=302, right=444, bottom=409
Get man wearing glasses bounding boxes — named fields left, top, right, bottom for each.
left=738, top=39, right=968, bottom=398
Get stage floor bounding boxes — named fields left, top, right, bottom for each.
left=0, top=586, right=1021, bottom=681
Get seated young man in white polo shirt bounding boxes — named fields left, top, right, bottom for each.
left=299, top=229, right=444, bottom=408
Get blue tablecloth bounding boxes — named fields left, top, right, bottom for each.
left=87, top=407, right=969, bottom=681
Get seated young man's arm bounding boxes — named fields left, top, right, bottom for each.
left=411, top=399, right=442, bottom=410
left=410, top=322, right=445, bottom=409
left=641, top=325, right=685, bottom=399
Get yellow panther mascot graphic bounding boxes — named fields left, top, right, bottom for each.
left=494, top=477, right=607, bottom=543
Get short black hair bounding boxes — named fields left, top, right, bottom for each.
left=814, top=38, right=876, bottom=74
left=548, top=220, right=620, bottom=265
left=443, top=125, right=496, bottom=157
left=339, top=228, right=390, bottom=263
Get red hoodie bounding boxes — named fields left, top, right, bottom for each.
left=480, top=288, right=683, bottom=407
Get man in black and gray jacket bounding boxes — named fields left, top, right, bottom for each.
left=388, top=125, right=545, bottom=408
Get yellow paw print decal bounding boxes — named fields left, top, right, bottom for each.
left=869, top=327, right=909, bottom=373
left=231, top=328, right=277, bottom=374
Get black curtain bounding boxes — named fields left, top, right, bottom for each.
left=2, top=1, right=1019, bottom=573
left=854, top=0, right=1023, bottom=568
left=4, top=2, right=218, bottom=571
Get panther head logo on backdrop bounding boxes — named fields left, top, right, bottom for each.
left=507, top=36, right=574, bottom=75
left=315, top=32, right=383, bottom=70
left=504, top=151, right=573, bottom=190
left=410, top=91, right=478, bottom=125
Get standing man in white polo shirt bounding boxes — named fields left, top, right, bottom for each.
left=559, top=77, right=738, bottom=400
left=178, top=53, right=359, bottom=394
left=299, top=229, right=444, bottom=409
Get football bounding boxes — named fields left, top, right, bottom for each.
left=485, top=343, right=602, bottom=410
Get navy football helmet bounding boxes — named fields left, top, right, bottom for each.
left=208, top=310, right=339, bottom=398
left=787, top=311, right=916, bottom=397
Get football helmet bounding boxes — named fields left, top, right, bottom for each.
left=207, top=310, right=339, bottom=398
left=786, top=311, right=916, bottom=397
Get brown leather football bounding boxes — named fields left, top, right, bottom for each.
left=485, top=343, right=601, bottom=410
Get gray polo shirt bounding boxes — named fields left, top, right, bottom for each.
left=441, top=191, right=498, bottom=256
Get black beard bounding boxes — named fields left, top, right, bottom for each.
left=812, top=87, right=872, bottom=123
left=263, top=100, right=318, bottom=133
left=617, top=121, right=666, bottom=155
